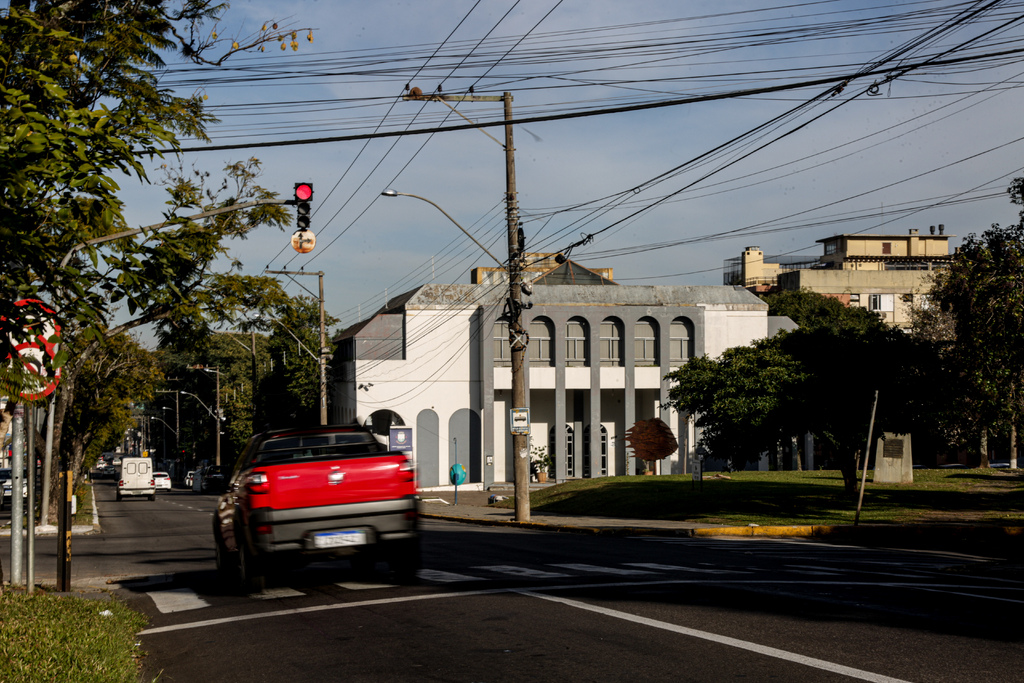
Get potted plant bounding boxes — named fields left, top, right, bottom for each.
left=531, top=446, right=553, bottom=483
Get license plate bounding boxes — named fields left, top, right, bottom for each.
left=312, top=530, right=366, bottom=548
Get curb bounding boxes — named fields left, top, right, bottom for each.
left=421, top=511, right=1024, bottom=543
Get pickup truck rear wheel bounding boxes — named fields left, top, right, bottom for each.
left=238, top=539, right=265, bottom=594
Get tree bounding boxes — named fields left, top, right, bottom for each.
left=667, top=337, right=805, bottom=471
left=760, top=288, right=885, bottom=334
left=669, top=323, right=942, bottom=494
left=1, top=2, right=309, bottom=521
left=930, top=178, right=1024, bottom=466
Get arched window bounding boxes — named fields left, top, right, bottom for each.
left=529, top=318, right=553, bottom=364
left=634, top=318, right=658, bottom=365
left=493, top=320, right=510, bottom=365
left=582, top=424, right=609, bottom=478
left=670, top=317, right=694, bottom=364
left=551, top=424, right=576, bottom=477
left=565, top=318, right=589, bottom=366
left=600, top=318, right=622, bottom=366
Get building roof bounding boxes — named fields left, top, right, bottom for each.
left=532, top=260, right=618, bottom=286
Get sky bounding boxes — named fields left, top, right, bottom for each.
left=110, top=0, right=1024, bottom=336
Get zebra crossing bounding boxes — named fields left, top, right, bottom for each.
left=143, top=560, right=820, bottom=614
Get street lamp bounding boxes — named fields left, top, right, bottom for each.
left=380, top=188, right=530, bottom=521
left=381, top=190, right=504, bottom=267
left=180, top=388, right=223, bottom=467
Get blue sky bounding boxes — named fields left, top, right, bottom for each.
left=110, top=0, right=1024, bottom=333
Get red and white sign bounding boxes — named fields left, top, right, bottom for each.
left=3, top=299, right=62, bottom=400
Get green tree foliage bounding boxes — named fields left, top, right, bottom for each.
left=760, top=289, right=885, bottom=334
left=669, top=290, right=943, bottom=494
left=62, top=333, right=163, bottom=471
left=930, top=178, right=1024, bottom=460
left=0, top=2, right=308, bottom=519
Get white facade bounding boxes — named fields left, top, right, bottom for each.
left=334, top=279, right=772, bottom=488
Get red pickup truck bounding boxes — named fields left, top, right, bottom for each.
left=213, top=424, right=420, bottom=592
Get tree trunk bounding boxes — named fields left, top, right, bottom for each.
left=980, top=427, right=990, bottom=468
left=840, top=451, right=859, bottom=495
left=1011, top=423, right=1018, bottom=470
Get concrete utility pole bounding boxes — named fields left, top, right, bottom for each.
left=403, top=89, right=531, bottom=521
left=263, top=270, right=329, bottom=425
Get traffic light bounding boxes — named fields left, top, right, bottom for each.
left=294, top=183, right=313, bottom=229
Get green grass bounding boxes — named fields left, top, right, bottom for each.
left=499, top=469, right=1024, bottom=527
left=0, top=591, right=147, bottom=683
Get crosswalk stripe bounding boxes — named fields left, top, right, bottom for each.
left=473, top=565, right=569, bottom=579
left=550, top=563, right=653, bottom=576
left=417, top=569, right=483, bottom=583
left=623, top=563, right=748, bottom=574
left=337, top=581, right=395, bottom=590
left=147, top=588, right=210, bottom=613
left=252, top=587, right=305, bottom=600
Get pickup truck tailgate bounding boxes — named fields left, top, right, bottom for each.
left=258, top=455, right=416, bottom=510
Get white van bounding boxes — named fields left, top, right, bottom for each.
left=117, top=457, right=156, bottom=501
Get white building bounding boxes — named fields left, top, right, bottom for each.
left=333, top=259, right=776, bottom=487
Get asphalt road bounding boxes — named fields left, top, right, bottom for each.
left=6, top=481, right=1024, bottom=682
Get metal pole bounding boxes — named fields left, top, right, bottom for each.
left=26, top=407, right=35, bottom=593
left=41, top=394, right=55, bottom=525
left=504, top=92, right=530, bottom=523
left=319, top=272, right=328, bottom=426
left=10, top=403, right=25, bottom=588
left=56, top=446, right=71, bottom=592
left=854, top=390, right=879, bottom=526
left=215, top=369, right=221, bottom=466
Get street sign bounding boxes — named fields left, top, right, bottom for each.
left=510, top=408, right=530, bottom=435
left=3, top=299, right=62, bottom=400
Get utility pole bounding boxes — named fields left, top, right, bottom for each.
left=264, top=270, right=329, bottom=425
left=404, top=89, right=531, bottom=521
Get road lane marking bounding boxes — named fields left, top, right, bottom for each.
left=337, top=581, right=395, bottom=590
left=138, top=578, right=1024, bottom=636
left=521, top=591, right=913, bottom=683
left=147, top=588, right=211, bottom=613
left=549, top=563, right=653, bottom=576
left=475, top=565, right=570, bottom=578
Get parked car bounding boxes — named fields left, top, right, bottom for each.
left=200, top=465, right=228, bottom=493
left=213, top=423, right=420, bottom=593
left=154, top=472, right=172, bottom=491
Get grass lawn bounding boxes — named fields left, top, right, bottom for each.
left=0, top=590, right=146, bottom=683
left=507, top=469, right=1024, bottom=527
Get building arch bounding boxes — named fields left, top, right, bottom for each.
left=599, top=317, right=623, bottom=367
left=416, top=409, right=440, bottom=487
left=565, top=317, right=589, bottom=366
left=634, top=317, right=659, bottom=365
left=449, top=408, right=482, bottom=483
left=528, top=317, right=554, bottom=365
left=670, top=317, right=695, bottom=364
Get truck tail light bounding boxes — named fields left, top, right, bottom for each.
left=246, top=472, right=270, bottom=494
left=118, top=480, right=125, bottom=487
left=149, top=479, right=155, bottom=486
left=255, top=524, right=273, bottom=535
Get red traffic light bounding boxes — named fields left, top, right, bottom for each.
left=294, top=183, right=313, bottom=201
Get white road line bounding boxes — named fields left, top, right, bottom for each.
left=337, top=581, right=395, bottom=590
left=139, top=578, right=1024, bottom=636
left=625, top=563, right=751, bottom=574
left=418, top=569, right=484, bottom=583
left=911, top=586, right=1024, bottom=604
left=475, top=565, right=569, bottom=579
left=521, top=591, right=913, bottom=683
left=549, top=563, right=653, bottom=576
left=147, top=588, right=211, bottom=614
left=252, top=587, right=304, bottom=600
